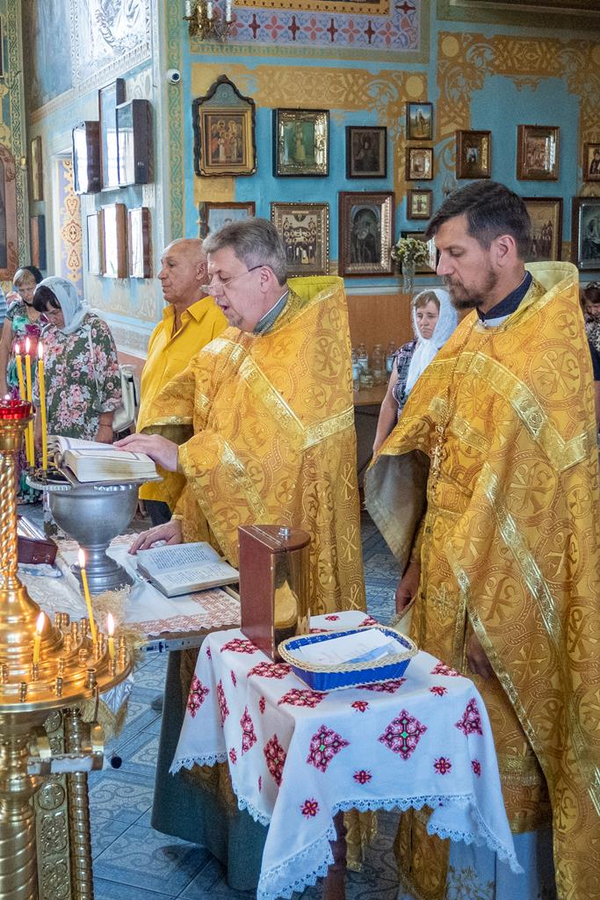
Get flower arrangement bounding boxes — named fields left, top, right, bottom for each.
left=390, top=236, right=430, bottom=268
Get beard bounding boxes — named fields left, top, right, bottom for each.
left=443, top=269, right=498, bottom=310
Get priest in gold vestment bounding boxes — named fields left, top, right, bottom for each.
left=118, top=218, right=366, bottom=889
left=366, top=183, right=600, bottom=900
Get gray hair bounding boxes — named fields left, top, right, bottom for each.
left=204, top=218, right=287, bottom=285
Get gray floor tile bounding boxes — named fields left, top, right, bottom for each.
left=94, top=877, right=178, bottom=900
left=88, top=769, right=155, bottom=825
left=94, top=824, right=210, bottom=895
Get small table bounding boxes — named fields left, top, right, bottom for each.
left=172, top=611, right=522, bottom=900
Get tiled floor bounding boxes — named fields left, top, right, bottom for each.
left=33, top=504, right=400, bottom=900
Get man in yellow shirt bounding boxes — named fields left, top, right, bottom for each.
left=138, top=238, right=227, bottom=525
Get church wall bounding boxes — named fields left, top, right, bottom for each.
left=15, top=1, right=600, bottom=360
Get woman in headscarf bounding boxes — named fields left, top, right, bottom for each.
left=32, top=276, right=122, bottom=444
left=373, top=288, right=457, bottom=454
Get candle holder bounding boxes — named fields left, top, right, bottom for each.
left=0, top=409, right=133, bottom=899
left=184, top=0, right=233, bottom=41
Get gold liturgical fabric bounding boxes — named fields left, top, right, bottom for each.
left=143, top=276, right=365, bottom=616
left=366, top=262, right=600, bottom=900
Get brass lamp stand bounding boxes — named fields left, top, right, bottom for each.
left=0, top=405, right=132, bottom=900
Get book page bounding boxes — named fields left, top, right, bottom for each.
left=138, top=542, right=224, bottom=573
left=157, top=563, right=238, bottom=589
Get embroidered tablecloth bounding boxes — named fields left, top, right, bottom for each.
left=171, top=610, right=522, bottom=900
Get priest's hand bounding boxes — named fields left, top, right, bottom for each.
left=129, top=519, right=183, bottom=554
left=466, top=633, right=494, bottom=680
left=114, top=434, right=178, bottom=472
left=395, top=560, right=420, bottom=613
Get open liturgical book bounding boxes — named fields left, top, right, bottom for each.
left=136, top=542, right=239, bottom=598
left=50, top=436, right=158, bottom=484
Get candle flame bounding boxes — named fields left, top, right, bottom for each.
left=36, top=611, right=45, bottom=634
left=25, top=337, right=30, bottom=354
left=4, top=394, right=9, bottom=401
left=38, top=342, right=44, bottom=360
left=14, top=342, right=19, bottom=354
left=78, top=548, right=86, bottom=568
left=107, top=613, right=115, bottom=636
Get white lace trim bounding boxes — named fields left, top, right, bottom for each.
left=258, top=822, right=336, bottom=900
left=169, top=752, right=227, bottom=774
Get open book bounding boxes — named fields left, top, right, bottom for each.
left=136, top=542, right=239, bottom=598
left=50, top=436, right=158, bottom=484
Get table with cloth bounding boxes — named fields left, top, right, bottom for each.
left=171, top=610, right=522, bottom=900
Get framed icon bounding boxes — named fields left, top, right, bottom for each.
left=193, top=75, right=256, bottom=177
left=406, top=102, right=433, bottom=141
left=572, top=197, right=600, bottom=271
left=517, top=125, right=559, bottom=181
left=72, top=122, right=101, bottom=194
left=522, top=197, right=562, bottom=262
left=271, top=202, right=329, bottom=276
left=456, top=130, right=491, bottom=179
left=128, top=207, right=152, bottom=279
left=345, top=126, right=387, bottom=179
left=30, top=136, right=43, bottom=201
left=198, top=201, right=256, bottom=238
left=406, top=147, right=433, bottom=181
left=583, top=143, right=600, bottom=183
left=99, top=78, right=126, bottom=190
left=338, top=191, right=395, bottom=277
left=102, top=203, right=127, bottom=279
left=407, top=189, right=433, bottom=220
left=274, top=109, right=329, bottom=177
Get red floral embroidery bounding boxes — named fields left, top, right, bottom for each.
left=431, top=661, right=462, bottom=677
left=216, top=680, right=229, bottom=724
left=221, top=638, right=258, bottom=654
left=278, top=688, right=325, bottom=708
left=301, top=798, right=319, bottom=818
left=248, top=661, right=292, bottom=679
left=358, top=678, right=406, bottom=693
left=353, top=769, right=372, bottom=784
left=258, top=775, right=262, bottom=791
left=264, top=735, right=287, bottom=786
left=307, top=725, right=350, bottom=772
left=229, top=747, right=237, bottom=764
left=259, top=696, right=266, bottom=714
left=325, top=614, right=340, bottom=621
left=434, top=756, right=452, bottom=775
left=456, top=698, right=483, bottom=737
left=240, top=706, right=257, bottom=754
left=379, top=709, right=427, bottom=759
left=206, top=646, right=212, bottom=659
left=186, top=675, right=209, bottom=718
left=351, top=700, right=369, bottom=712
left=230, top=671, right=237, bottom=687
left=360, top=616, right=378, bottom=626
left=472, top=759, right=482, bottom=777
left=310, top=627, right=328, bottom=634
left=430, top=686, right=448, bottom=697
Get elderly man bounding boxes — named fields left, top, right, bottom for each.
left=367, top=182, right=600, bottom=900
left=137, top=238, right=226, bottom=526
left=117, top=219, right=365, bottom=888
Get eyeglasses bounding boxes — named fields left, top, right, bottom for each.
left=42, top=308, right=63, bottom=321
left=200, top=264, right=264, bottom=294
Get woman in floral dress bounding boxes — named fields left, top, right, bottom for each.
left=32, top=276, right=122, bottom=443
left=0, top=266, right=44, bottom=501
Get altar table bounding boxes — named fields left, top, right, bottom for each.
left=171, top=610, right=522, bottom=900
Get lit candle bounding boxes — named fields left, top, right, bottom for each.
left=33, top=611, right=44, bottom=665
left=185, top=0, right=192, bottom=15
left=14, top=343, right=25, bottom=400
left=78, top=549, right=98, bottom=643
left=225, top=0, right=232, bottom=21
left=107, top=613, right=116, bottom=659
left=37, top=342, right=48, bottom=470
left=206, top=0, right=213, bottom=18
left=24, top=337, right=34, bottom=467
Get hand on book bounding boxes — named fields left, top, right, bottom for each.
left=129, top=519, right=183, bottom=554
left=115, top=434, right=178, bottom=472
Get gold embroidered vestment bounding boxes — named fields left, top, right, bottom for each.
left=144, top=276, right=365, bottom=616
left=366, top=262, right=600, bottom=900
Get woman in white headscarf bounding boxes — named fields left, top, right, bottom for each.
left=373, top=288, right=457, bottom=454
left=32, top=276, right=122, bottom=444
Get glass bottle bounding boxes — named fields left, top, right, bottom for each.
left=372, top=344, right=385, bottom=384
left=386, top=341, right=396, bottom=375
left=357, top=343, right=369, bottom=372
left=351, top=348, right=361, bottom=392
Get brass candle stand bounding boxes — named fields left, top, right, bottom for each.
left=0, top=410, right=132, bottom=900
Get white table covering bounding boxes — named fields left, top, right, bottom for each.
left=171, top=610, right=522, bottom=900
left=25, top=537, right=240, bottom=637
